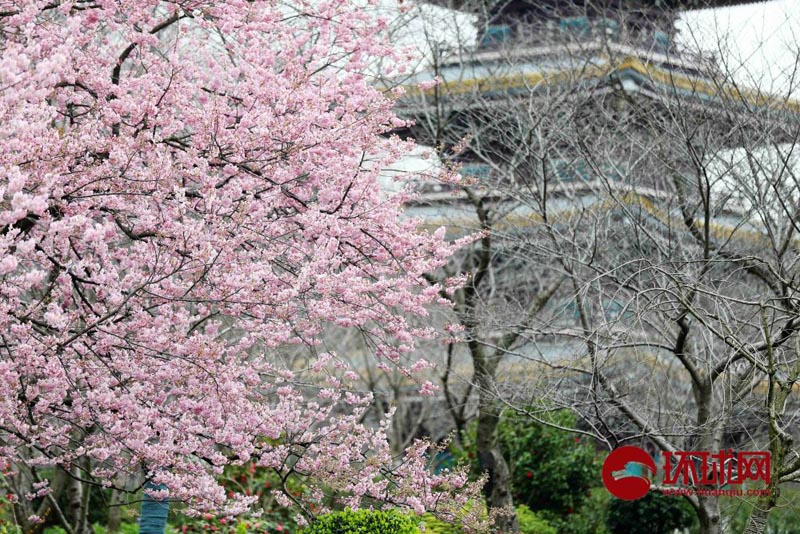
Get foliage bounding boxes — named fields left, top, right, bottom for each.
left=496, top=411, right=600, bottom=516
left=605, top=492, right=695, bottom=534
left=419, top=514, right=460, bottom=534
left=543, top=487, right=610, bottom=534
left=454, top=409, right=601, bottom=525
left=301, top=510, right=419, bottom=534
left=419, top=505, right=555, bottom=534
left=0, top=524, right=22, bottom=534
left=515, top=506, right=557, bottom=534
left=452, top=410, right=606, bottom=532
left=121, top=523, right=141, bottom=534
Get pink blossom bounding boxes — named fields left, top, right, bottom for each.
left=0, top=256, right=17, bottom=275
left=417, top=76, right=441, bottom=91
left=0, top=0, right=482, bottom=528
left=419, top=381, right=439, bottom=396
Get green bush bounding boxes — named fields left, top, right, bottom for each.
left=454, top=410, right=600, bottom=518
left=451, top=410, right=603, bottom=532
left=516, top=505, right=556, bottom=534
left=1, top=525, right=23, bottom=534
left=420, top=506, right=555, bottom=534
left=497, top=411, right=599, bottom=516
left=605, top=492, right=695, bottom=534
left=301, top=510, right=419, bottom=534
left=545, top=487, right=610, bottom=534
left=419, top=513, right=460, bottom=534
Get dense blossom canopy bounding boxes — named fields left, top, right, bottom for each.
left=0, top=0, right=481, bottom=525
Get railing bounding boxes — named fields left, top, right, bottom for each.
left=478, top=19, right=678, bottom=56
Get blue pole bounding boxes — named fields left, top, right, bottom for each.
left=140, top=482, right=169, bottom=534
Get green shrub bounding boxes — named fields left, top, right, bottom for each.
left=545, top=487, right=610, bottom=534
left=301, top=510, right=419, bottom=534
left=1, top=524, right=23, bottom=534
left=516, top=505, right=556, bottom=534
left=454, top=410, right=600, bottom=522
left=605, top=492, right=695, bottom=534
left=498, top=411, right=600, bottom=516
left=419, top=513, right=460, bottom=534
left=420, top=505, right=554, bottom=534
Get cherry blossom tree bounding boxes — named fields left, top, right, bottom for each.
left=0, top=1, right=484, bottom=532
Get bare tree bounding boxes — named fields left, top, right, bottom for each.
left=386, top=1, right=800, bottom=533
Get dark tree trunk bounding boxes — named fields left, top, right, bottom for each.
left=107, top=489, right=123, bottom=534
left=476, top=401, right=518, bottom=533
left=472, top=341, right=518, bottom=534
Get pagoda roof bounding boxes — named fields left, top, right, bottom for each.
left=649, top=0, right=766, bottom=8
left=422, top=0, right=769, bottom=13
left=392, top=41, right=800, bottom=140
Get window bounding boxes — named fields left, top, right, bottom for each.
left=480, top=25, right=512, bottom=48
left=559, top=16, right=590, bottom=38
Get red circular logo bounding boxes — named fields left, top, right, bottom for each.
left=602, top=446, right=656, bottom=500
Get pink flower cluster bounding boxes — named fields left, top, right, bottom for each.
left=0, top=0, right=483, bottom=528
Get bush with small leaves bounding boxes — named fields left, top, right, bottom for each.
left=516, top=505, right=557, bottom=534
left=419, top=513, right=461, bottom=534
left=301, top=510, right=419, bottom=534
left=419, top=506, right=555, bottom=534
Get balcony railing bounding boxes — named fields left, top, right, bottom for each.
left=478, top=18, right=677, bottom=56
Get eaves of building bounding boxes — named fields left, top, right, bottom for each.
left=395, top=46, right=800, bottom=117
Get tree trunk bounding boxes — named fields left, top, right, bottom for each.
left=697, top=496, right=722, bottom=534
left=690, top=380, right=724, bottom=534
left=66, top=466, right=92, bottom=534
left=455, top=199, right=518, bottom=533
left=742, top=341, right=790, bottom=534
left=742, top=457, right=780, bottom=534
left=77, top=460, right=92, bottom=534
left=107, top=489, right=123, bottom=534
left=742, top=439, right=781, bottom=533
left=476, top=404, right=518, bottom=533
left=473, top=343, right=518, bottom=534
left=743, top=505, right=769, bottom=534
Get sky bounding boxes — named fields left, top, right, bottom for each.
left=678, top=0, right=800, bottom=94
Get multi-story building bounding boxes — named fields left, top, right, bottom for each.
left=385, top=0, right=800, bottom=454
